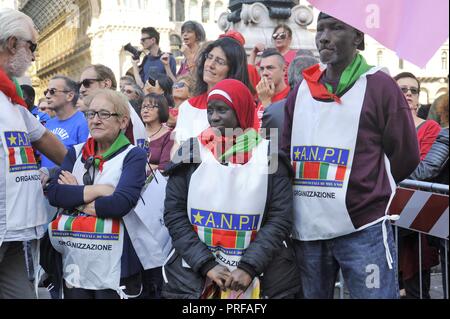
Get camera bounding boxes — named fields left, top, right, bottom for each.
left=124, top=43, right=142, bottom=61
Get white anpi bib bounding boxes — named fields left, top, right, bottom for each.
left=0, top=92, right=48, bottom=243
left=49, top=143, right=134, bottom=291
left=291, top=67, right=391, bottom=241
left=187, top=139, right=269, bottom=270
left=174, top=100, right=209, bottom=145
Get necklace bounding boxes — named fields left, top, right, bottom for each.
left=148, top=124, right=163, bottom=139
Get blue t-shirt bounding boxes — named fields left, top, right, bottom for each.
left=30, top=106, right=51, bottom=125
left=41, top=111, right=89, bottom=168
left=140, top=54, right=176, bottom=83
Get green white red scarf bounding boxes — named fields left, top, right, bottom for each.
left=81, top=132, right=131, bottom=172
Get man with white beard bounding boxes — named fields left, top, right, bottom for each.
left=0, top=8, right=67, bottom=298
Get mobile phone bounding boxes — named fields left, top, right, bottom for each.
left=147, top=77, right=156, bottom=87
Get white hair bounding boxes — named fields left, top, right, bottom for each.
left=0, top=8, right=36, bottom=52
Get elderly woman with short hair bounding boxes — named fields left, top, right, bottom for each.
left=47, top=89, right=147, bottom=299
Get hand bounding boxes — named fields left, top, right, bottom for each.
left=256, top=77, right=275, bottom=106
left=160, top=53, right=170, bottom=66
left=224, top=268, right=252, bottom=293
left=143, top=81, right=155, bottom=95
left=253, top=43, right=266, bottom=54
left=83, top=202, right=96, bottom=216
left=58, top=171, right=78, bottom=185
left=39, top=167, right=50, bottom=188
left=206, top=265, right=231, bottom=291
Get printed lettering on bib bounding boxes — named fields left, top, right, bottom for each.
left=191, top=209, right=259, bottom=257
left=292, top=145, right=350, bottom=188
left=4, top=131, right=38, bottom=172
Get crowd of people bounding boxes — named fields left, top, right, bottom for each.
left=0, top=7, right=448, bottom=300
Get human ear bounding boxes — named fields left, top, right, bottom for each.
left=6, top=37, right=18, bottom=54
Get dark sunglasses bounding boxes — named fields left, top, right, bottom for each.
left=272, top=32, right=287, bottom=40
left=172, top=82, right=186, bottom=89
left=400, top=87, right=420, bottom=95
left=26, top=40, right=37, bottom=53
left=83, top=156, right=95, bottom=185
left=141, top=36, right=153, bottom=42
left=44, top=88, right=71, bottom=96
left=79, top=78, right=101, bottom=88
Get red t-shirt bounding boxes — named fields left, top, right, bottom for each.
left=283, top=50, right=297, bottom=84
left=256, top=85, right=291, bottom=128
left=416, top=120, right=441, bottom=160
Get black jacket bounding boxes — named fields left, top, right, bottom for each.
left=161, top=138, right=300, bottom=299
left=410, top=128, right=449, bottom=185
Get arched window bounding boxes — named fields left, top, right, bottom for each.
left=175, top=0, right=185, bottom=22
left=442, top=51, right=448, bottom=70
left=202, top=0, right=210, bottom=23
left=168, top=0, right=174, bottom=21
left=214, top=1, right=223, bottom=22
left=377, top=49, right=383, bottom=66
left=189, top=0, right=198, bottom=20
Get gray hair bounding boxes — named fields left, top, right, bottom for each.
left=0, top=8, right=36, bottom=52
left=288, top=55, right=319, bottom=90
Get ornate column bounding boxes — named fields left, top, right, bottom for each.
left=220, top=0, right=316, bottom=53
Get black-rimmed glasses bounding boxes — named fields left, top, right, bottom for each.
left=141, top=104, right=159, bottom=110
left=83, top=156, right=95, bottom=185
left=85, top=110, right=120, bottom=120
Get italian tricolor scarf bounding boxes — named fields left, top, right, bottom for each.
left=199, top=128, right=263, bottom=164
left=302, top=54, right=372, bottom=104
left=0, top=68, right=27, bottom=108
left=81, top=132, right=131, bottom=172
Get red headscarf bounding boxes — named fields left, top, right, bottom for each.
left=207, top=79, right=257, bottom=130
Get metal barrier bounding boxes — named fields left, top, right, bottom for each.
left=392, top=179, right=448, bottom=299
left=335, top=180, right=449, bottom=299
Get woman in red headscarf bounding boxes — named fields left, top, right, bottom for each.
left=162, top=79, right=300, bottom=299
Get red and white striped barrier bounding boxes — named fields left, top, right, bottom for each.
left=388, top=187, right=449, bottom=239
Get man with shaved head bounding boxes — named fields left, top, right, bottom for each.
left=282, top=12, right=420, bottom=298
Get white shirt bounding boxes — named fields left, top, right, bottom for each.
left=0, top=106, right=46, bottom=242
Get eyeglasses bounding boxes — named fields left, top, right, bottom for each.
left=83, top=156, right=95, bottom=185
left=205, top=53, right=227, bottom=66
left=142, top=104, right=159, bottom=110
left=272, top=32, right=287, bottom=40
left=400, top=87, right=420, bottom=95
left=85, top=110, right=119, bottom=120
left=172, top=82, right=186, bottom=89
left=26, top=40, right=37, bottom=53
left=141, top=37, right=152, bottom=42
left=79, top=78, right=101, bottom=88
left=44, top=88, right=71, bottom=96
